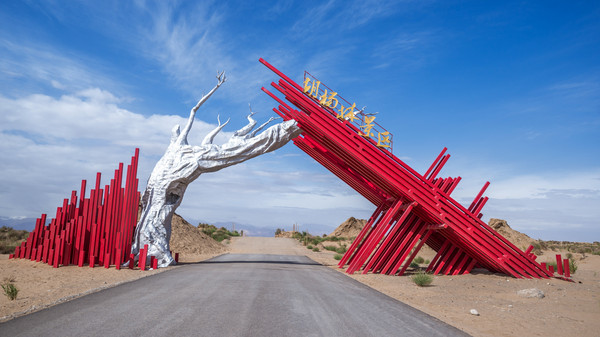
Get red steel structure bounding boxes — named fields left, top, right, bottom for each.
left=10, top=149, right=142, bottom=269
left=260, top=58, right=554, bottom=279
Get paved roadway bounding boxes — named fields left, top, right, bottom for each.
left=0, top=254, right=469, bottom=336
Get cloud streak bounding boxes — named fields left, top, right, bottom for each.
left=0, top=39, right=122, bottom=96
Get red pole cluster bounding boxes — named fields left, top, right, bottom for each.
left=260, top=58, right=561, bottom=280
left=9, top=149, right=141, bottom=269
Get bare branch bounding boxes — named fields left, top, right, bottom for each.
left=177, top=71, right=227, bottom=145
left=250, top=116, right=281, bottom=137
left=233, top=103, right=258, bottom=137
left=201, top=115, right=230, bottom=145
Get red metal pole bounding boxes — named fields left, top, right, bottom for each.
left=563, top=258, right=570, bottom=278
left=424, top=148, right=447, bottom=180
left=339, top=204, right=386, bottom=267
left=265, top=70, right=544, bottom=276
left=347, top=200, right=406, bottom=274
left=556, top=254, right=563, bottom=275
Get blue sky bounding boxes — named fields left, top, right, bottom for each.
left=0, top=1, right=598, bottom=241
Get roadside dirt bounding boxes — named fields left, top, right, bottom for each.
left=229, top=236, right=600, bottom=337
left=2, top=233, right=598, bottom=337
left=0, top=255, right=165, bottom=322
left=0, top=213, right=222, bottom=322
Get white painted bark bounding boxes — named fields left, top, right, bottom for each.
left=130, top=72, right=301, bottom=267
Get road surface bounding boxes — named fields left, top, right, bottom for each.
left=0, top=254, right=468, bottom=336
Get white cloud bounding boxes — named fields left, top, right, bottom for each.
left=0, top=38, right=120, bottom=95
left=0, top=89, right=231, bottom=215
left=547, top=78, right=600, bottom=101
left=0, top=89, right=374, bottom=231
left=291, top=0, right=404, bottom=34
left=446, top=166, right=600, bottom=241
left=487, top=171, right=600, bottom=200
left=130, top=1, right=248, bottom=102
left=176, top=158, right=374, bottom=229
left=370, top=31, right=436, bottom=70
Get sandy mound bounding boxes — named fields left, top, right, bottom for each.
left=275, top=231, right=295, bottom=238
left=488, top=218, right=537, bottom=250
left=169, top=213, right=225, bottom=255
left=330, top=217, right=367, bottom=238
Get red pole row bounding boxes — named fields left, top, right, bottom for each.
left=10, top=149, right=142, bottom=269
left=260, top=58, right=557, bottom=280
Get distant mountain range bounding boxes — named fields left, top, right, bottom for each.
left=206, top=220, right=336, bottom=237
left=0, top=216, right=39, bottom=231
left=0, top=216, right=338, bottom=237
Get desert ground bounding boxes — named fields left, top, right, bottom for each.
left=301, top=241, right=600, bottom=337
left=1, top=220, right=599, bottom=337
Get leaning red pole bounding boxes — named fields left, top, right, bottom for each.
left=260, top=58, right=554, bottom=279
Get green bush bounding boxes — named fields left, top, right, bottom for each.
left=409, top=261, right=419, bottom=268
left=424, top=259, right=430, bottom=265
left=569, top=259, right=578, bottom=274
left=411, top=271, right=433, bottom=287
left=312, top=247, right=320, bottom=252
left=212, top=233, right=228, bottom=242
left=335, top=244, right=347, bottom=254
left=0, top=226, right=29, bottom=254
left=334, top=254, right=343, bottom=260
left=1, top=282, right=18, bottom=301
left=310, top=237, right=324, bottom=245
left=413, top=256, right=425, bottom=264
left=198, top=224, right=240, bottom=242
left=324, top=245, right=337, bottom=252
left=306, top=245, right=313, bottom=250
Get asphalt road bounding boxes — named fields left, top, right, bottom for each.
left=0, top=254, right=469, bottom=336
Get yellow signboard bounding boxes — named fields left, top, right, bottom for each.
left=302, top=76, right=392, bottom=150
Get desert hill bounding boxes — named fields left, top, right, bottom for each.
left=169, top=213, right=226, bottom=255
left=329, top=217, right=368, bottom=238
left=488, top=218, right=536, bottom=250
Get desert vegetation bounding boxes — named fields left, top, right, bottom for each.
left=531, top=240, right=600, bottom=256
left=289, top=231, right=349, bottom=254
left=411, top=271, right=434, bottom=287
left=0, top=226, right=29, bottom=254
left=198, top=223, right=240, bottom=242
left=1, top=276, right=18, bottom=301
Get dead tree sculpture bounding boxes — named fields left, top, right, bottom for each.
left=130, top=72, right=302, bottom=267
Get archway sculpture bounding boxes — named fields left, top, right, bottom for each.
left=130, top=72, right=302, bottom=267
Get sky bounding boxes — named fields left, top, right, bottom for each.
left=0, top=1, right=598, bottom=241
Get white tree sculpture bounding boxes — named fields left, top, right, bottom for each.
left=131, top=72, right=302, bottom=267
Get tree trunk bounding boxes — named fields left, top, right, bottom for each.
left=130, top=73, right=301, bottom=267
